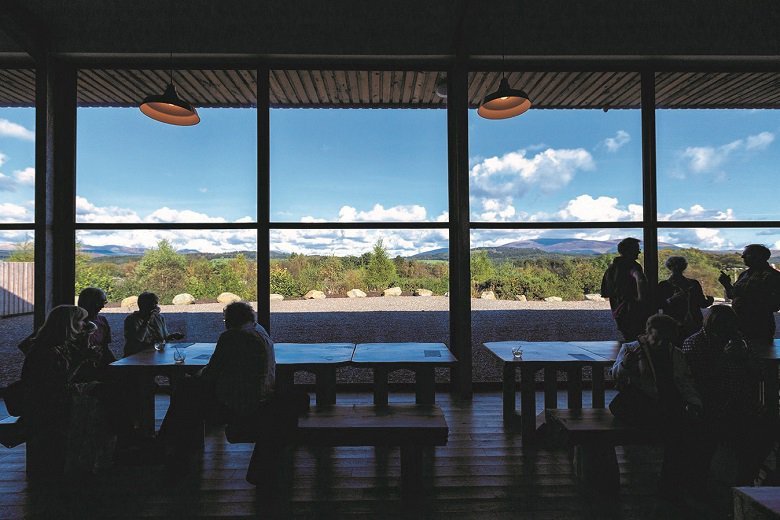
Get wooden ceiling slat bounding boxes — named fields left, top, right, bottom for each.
left=309, top=70, right=328, bottom=104
left=3, top=69, right=780, bottom=109
left=370, top=70, right=381, bottom=104
left=346, top=70, right=360, bottom=104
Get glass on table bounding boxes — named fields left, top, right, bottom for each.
left=173, top=347, right=186, bottom=364
left=154, top=341, right=165, bottom=351
left=511, top=346, right=523, bottom=359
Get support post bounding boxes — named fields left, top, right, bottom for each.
left=641, top=71, right=658, bottom=296
left=257, top=65, right=271, bottom=332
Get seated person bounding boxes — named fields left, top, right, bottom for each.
left=681, top=305, right=777, bottom=485
left=610, top=314, right=704, bottom=497
left=123, top=292, right=184, bottom=357
left=20, top=305, right=112, bottom=479
left=78, top=286, right=116, bottom=366
left=159, top=302, right=302, bottom=480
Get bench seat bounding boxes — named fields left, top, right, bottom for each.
left=227, top=404, right=448, bottom=498
left=545, top=408, right=660, bottom=493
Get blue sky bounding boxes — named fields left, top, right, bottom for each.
left=0, top=105, right=777, bottom=256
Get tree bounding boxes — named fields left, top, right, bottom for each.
left=129, top=240, right=188, bottom=303
left=364, top=239, right=397, bottom=290
left=6, top=240, right=34, bottom=262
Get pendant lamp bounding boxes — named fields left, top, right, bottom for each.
left=140, top=79, right=200, bottom=126
left=477, top=76, right=532, bottom=120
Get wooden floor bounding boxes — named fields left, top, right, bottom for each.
left=0, top=392, right=733, bottom=519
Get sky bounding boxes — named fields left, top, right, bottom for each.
left=0, top=103, right=778, bottom=257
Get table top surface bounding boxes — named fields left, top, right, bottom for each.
left=733, top=486, right=780, bottom=513
left=483, top=341, right=618, bottom=364
left=351, top=342, right=457, bottom=365
left=109, top=342, right=212, bottom=368
left=749, top=339, right=780, bottom=362
left=275, top=343, right=355, bottom=365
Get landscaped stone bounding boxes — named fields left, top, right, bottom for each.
left=544, top=296, right=563, bottom=302
left=584, top=293, right=604, bottom=302
left=713, top=297, right=726, bottom=303
left=444, top=292, right=449, bottom=297
left=217, top=292, right=242, bottom=304
left=515, top=295, right=527, bottom=302
left=347, top=289, right=367, bottom=298
left=480, top=291, right=496, bottom=300
left=304, top=290, right=326, bottom=299
left=383, top=287, right=402, bottom=297
left=269, top=293, right=284, bottom=301
left=172, top=293, right=195, bottom=305
left=121, top=296, right=138, bottom=309
left=414, top=289, right=433, bottom=297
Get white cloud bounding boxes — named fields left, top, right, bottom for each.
left=658, top=204, right=735, bottom=221
left=336, top=204, right=427, bottom=222
left=198, top=187, right=208, bottom=193
left=0, top=202, right=30, bottom=222
left=76, top=196, right=142, bottom=223
left=679, top=131, right=775, bottom=177
left=470, top=147, right=595, bottom=199
left=13, top=167, right=34, bottom=186
left=0, top=119, right=34, bottom=141
left=658, top=228, right=731, bottom=250
left=602, top=130, right=630, bottom=152
left=145, top=207, right=226, bottom=223
left=0, top=173, right=17, bottom=192
left=556, top=195, right=643, bottom=221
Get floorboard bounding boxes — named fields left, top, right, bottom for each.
left=0, top=391, right=735, bottom=518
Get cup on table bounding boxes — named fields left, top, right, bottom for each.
left=154, top=341, right=165, bottom=351
left=173, top=348, right=186, bottom=364
left=511, top=346, right=523, bottom=359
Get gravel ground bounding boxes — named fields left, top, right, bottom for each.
left=3, top=296, right=773, bottom=387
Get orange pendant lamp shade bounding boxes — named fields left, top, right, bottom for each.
left=140, top=83, right=200, bottom=126
left=477, top=78, right=532, bottom=120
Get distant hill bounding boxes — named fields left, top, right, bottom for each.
left=411, top=238, right=682, bottom=261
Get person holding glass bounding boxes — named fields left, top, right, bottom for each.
left=78, top=287, right=116, bottom=366
left=123, top=292, right=184, bottom=357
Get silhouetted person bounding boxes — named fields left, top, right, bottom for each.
left=610, top=314, right=703, bottom=499
left=123, top=292, right=184, bottom=357
left=681, top=305, right=776, bottom=485
left=658, top=256, right=714, bottom=340
left=601, top=237, right=650, bottom=341
left=718, top=244, right=780, bottom=341
left=78, top=287, right=116, bottom=366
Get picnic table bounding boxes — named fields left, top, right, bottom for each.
left=733, top=486, right=780, bottom=519
left=274, top=343, right=355, bottom=406
left=351, top=343, right=457, bottom=406
left=483, top=341, right=619, bottom=438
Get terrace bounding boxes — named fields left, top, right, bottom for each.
left=0, top=1, right=779, bottom=518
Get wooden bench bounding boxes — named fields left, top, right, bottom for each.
left=226, top=404, right=449, bottom=499
left=545, top=408, right=659, bottom=493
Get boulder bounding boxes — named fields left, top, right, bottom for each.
left=444, top=292, right=449, bottom=297
left=383, top=287, right=402, bottom=297
left=121, top=296, right=138, bottom=309
left=304, top=290, right=326, bottom=299
left=269, top=293, right=284, bottom=301
left=217, top=292, right=242, bottom=304
left=544, top=296, right=563, bottom=302
left=347, top=289, right=367, bottom=298
left=515, top=295, right=527, bottom=302
left=172, top=293, right=195, bottom=305
left=480, top=291, right=496, bottom=300
left=584, top=293, right=604, bottom=302
left=414, top=289, right=433, bottom=297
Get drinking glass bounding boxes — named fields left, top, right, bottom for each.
left=173, top=348, right=186, bottom=364
left=154, top=341, right=165, bottom=351
left=511, top=346, right=523, bottom=359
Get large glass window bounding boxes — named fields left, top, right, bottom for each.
left=0, top=107, right=35, bottom=223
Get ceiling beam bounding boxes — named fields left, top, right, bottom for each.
left=0, top=0, right=49, bottom=62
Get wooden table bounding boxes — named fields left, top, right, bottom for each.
left=351, top=343, right=458, bottom=406
left=274, top=343, right=355, bottom=406
left=733, top=487, right=780, bottom=519
left=108, top=342, right=355, bottom=433
left=483, top=341, right=619, bottom=438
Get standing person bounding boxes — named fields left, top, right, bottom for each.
left=681, top=305, right=776, bottom=485
left=78, top=287, right=116, bottom=366
left=123, top=292, right=184, bottom=357
left=601, top=237, right=651, bottom=341
left=610, top=314, right=704, bottom=499
left=718, top=244, right=780, bottom=341
left=658, top=256, right=714, bottom=340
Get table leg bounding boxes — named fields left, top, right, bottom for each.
left=276, top=366, right=294, bottom=395
left=592, top=365, right=606, bottom=408
left=400, top=445, right=423, bottom=501
left=520, top=366, right=536, bottom=440
left=136, top=374, right=156, bottom=436
left=374, top=367, right=389, bottom=407
left=315, top=367, right=337, bottom=406
left=567, top=367, right=583, bottom=410
left=502, top=364, right=516, bottom=423
left=415, top=366, right=435, bottom=405
left=544, top=367, right=557, bottom=410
